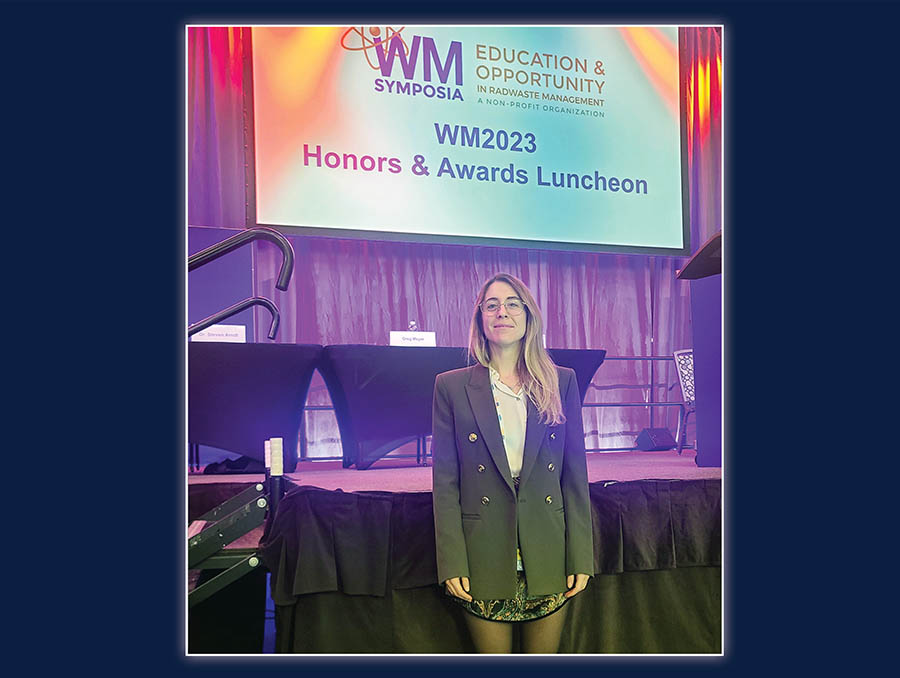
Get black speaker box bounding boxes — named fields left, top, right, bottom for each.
left=635, top=427, right=677, bottom=451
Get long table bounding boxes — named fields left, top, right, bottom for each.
left=188, top=343, right=607, bottom=471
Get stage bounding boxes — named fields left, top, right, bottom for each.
left=188, top=449, right=719, bottom=493
left=188, top=449, right=722, bottom=654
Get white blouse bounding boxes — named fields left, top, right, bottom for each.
left=489, top=367, right=528, bottom=572
left=488, top=366, right=527, bottom=478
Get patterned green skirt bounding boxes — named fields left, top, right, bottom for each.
left=451, top=571, right=568, bottom=622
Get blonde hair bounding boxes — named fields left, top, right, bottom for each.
left=468, top=273, right=565, bottom=425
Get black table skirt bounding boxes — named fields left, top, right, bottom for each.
left=188, top=343, right=324, bottom=471
left=273, top=567, right=720, bottom=653
left=258, top=478, right=721, bottom=653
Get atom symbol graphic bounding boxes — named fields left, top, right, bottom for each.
left=340, top=26, right=409, bottom=70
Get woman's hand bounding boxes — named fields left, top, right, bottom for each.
left=564, top=573, right=590, bottom=598
left=444, top=576, right=472, bottom=601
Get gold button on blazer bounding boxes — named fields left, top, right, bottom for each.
left=431, top=364, right=594, bottom=600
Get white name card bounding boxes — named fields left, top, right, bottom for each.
left=190, top=324, right=247, bottom=343
left=390, top=331, right=436, bottom=347
left=270, top=437, right=283, bottom=476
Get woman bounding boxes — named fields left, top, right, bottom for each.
left=431, top=273, right=594, bottom=653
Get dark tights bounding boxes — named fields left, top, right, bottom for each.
left=463, top=603, right=568, bottom=654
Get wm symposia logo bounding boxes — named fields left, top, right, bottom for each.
left=341, top=26, right=464, bottom=101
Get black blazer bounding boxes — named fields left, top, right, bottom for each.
left=431, top=363, right=594, bottom=600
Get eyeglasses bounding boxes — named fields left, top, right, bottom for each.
left=479, top=298, right=526, bottom=316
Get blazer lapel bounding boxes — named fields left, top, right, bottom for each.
left=465, top=366, right=515, bottom=495
left=517, top=396, right=547, bottom=490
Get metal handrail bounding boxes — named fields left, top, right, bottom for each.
left=189, top=297, right=280, bottom=340
left=588, top=355, right=682, bottom=443
left=189, top=226, right=295, bottom=291
left=601, top=356, right=675, bottom=360
left=581, top=401, right=692, bottom=452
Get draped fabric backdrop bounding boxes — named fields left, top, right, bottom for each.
left=188, top=26, right=722, bottom=458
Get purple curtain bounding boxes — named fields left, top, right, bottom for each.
left=188, top=27, right=722, bottom=458
left=682, top=26, right=723, bottom=249
left=187, top=26, right=249, bottom=229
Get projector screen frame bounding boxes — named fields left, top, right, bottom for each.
left=241, top=24, right=693, bottom=258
